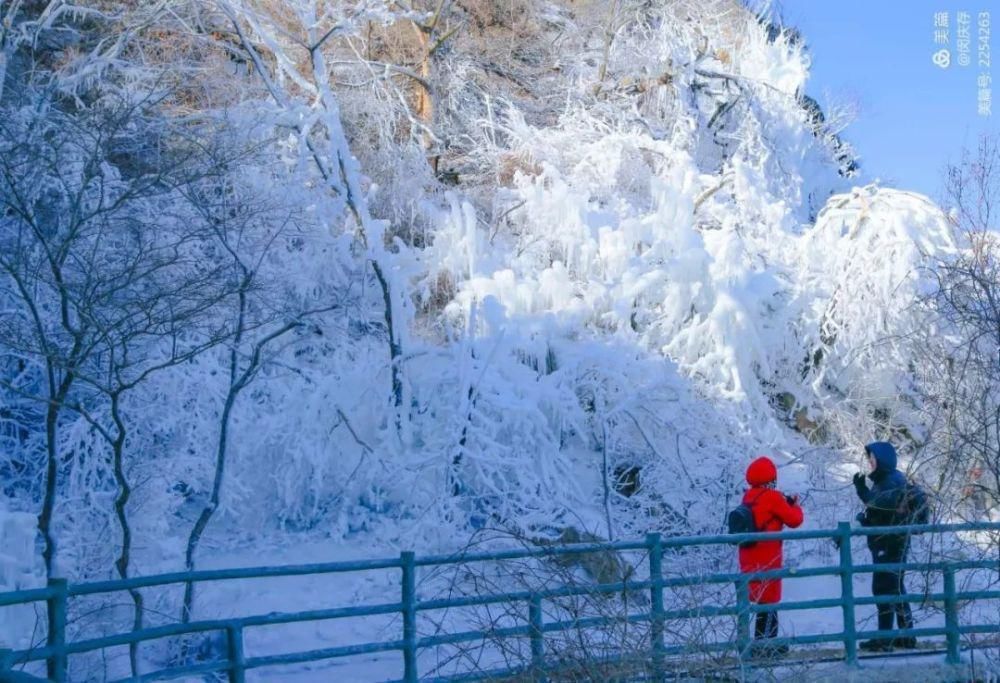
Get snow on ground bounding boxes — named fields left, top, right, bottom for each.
left=0, top=508, right=46, bottom=654
left=145, top=507, right=999, bottom=681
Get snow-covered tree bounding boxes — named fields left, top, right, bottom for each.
left=0, top=3, right=992, bottom=678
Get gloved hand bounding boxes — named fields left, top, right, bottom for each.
left=855, top=511, right=866, bottom=526
left=784, top=493, right=800, bottom=506
left=852, top=472, right=867, bottom=493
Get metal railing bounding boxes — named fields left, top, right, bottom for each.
left=1, top=521, right=999, bottom=682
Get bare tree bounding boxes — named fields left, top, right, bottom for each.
left=0, top=90, right=269, bottom=676
left=175, top=161, right=344, bottom=624
left=415, top=529, right=757, bottom=680
left=214, top=0, right=413, bottom=431
left=0, top=101, right=154, bottom=578
left=912, top=135, right=1000, bottom=520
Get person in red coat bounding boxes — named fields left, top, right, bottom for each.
left=738, top=456, right=804, bottom=651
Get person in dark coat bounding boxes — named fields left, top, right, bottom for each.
left=738, top=456, right=804, bottom=654
left=852, top=441, right=916, bottom=651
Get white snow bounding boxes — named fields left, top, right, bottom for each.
left=0, top=2, right=991, bottom=681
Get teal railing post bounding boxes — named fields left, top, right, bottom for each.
left=528, top=594, right=546, bottom=683
left=646, top=533, right=665, bottom=680
left=226, top=625, right=246, bottom=683
left=47, top=578, right=68, bottom=682
left=837, top=522, right=858, bottom=666
left=735, top=577, right=750, bottom=660
left=943, top=567, right=960, bottom=665
left=401, top=551, right=417, bottom=683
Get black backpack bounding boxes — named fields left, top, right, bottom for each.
left=896, top=480, right=930, bottom=525
left=728, top=499, right=761, bottom=548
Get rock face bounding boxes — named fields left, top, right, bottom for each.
left=532, top=526, right=635, bottom=587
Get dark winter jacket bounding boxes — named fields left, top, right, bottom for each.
left=738, top=457, right=804, bottom=604
left=854, top=441, right=909, bottom=559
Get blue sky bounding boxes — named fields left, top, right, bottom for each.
left=780, top=0, right=998, bottom=201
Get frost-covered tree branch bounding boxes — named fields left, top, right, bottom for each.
left=217, top=0, right=410, bottom=430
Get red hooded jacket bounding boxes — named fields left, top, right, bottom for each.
left=738, top=456, right=804, bottom=604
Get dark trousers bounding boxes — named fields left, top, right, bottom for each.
left=754, top=610, right=778, bottom=639
left=872, top=549, right=913, bottom=636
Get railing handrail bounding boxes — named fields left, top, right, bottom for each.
left=2, top=521, right=994, bottom=605
left=2, top=520, right=999, bottom=682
